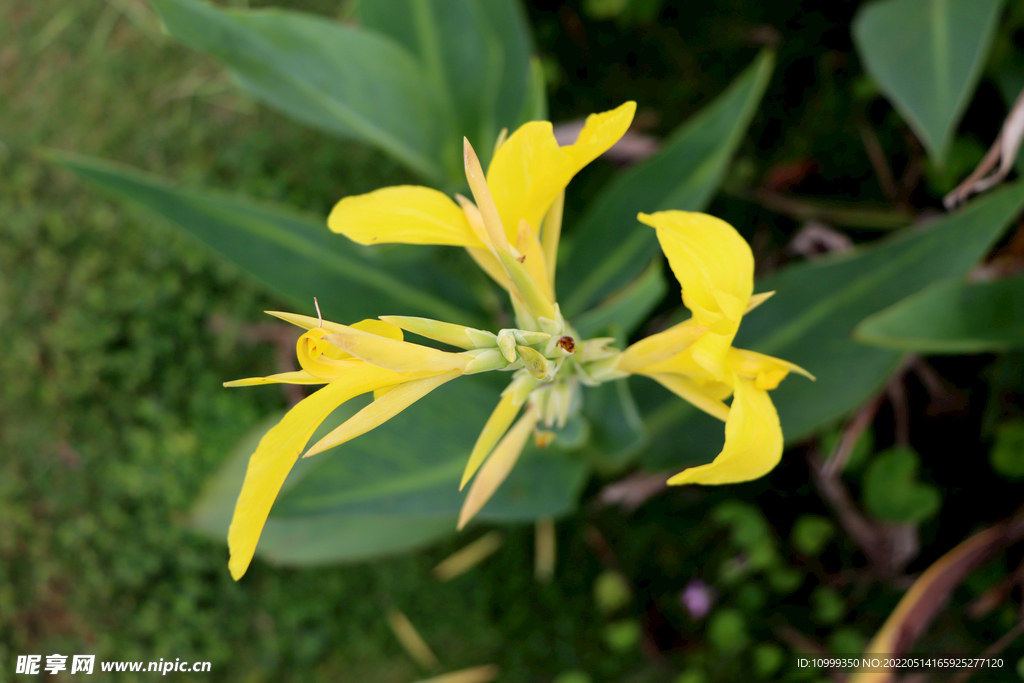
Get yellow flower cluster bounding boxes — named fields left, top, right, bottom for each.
left=224, top=102, right=810, bottom=580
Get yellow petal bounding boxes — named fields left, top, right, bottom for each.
left=295, top=320, right=403, bottom=378
left=464, top=138, right=515, bottom=253
left=324, top=331, right=470, bottom=374
left=487, top=103, right=636, bottom=242
left=379, top=316, right=495, bottom=349
left=302, top=372, right=460, bottom=458
left=458, top=409, right=538, bottom=530
left=726, top=346, right=815, bottom=389
left=639, top=210, right=754, bottom=377
left=432, top=530, right=505, bottom=581
left=227, top=364, right=405, bottom=580
left=541, top=191, right=564, bottom=284
left=496, top=246, right=556, bottom=322
left=224, top=369, right=322, bottom=387
left=645, top=372, right=730, bottom=422
left=639, top=211, right=754, bottom=322
left=328, top=185, right=482, bottom=248
left=617, top=320, right=707, bottom=374
left=516, top=218, right=554, bottom=301
left=460, top=391, right=521, bottom=490
left=745, top=290, right=775, bottom=313
left=666, top=375, right=783, bottom=486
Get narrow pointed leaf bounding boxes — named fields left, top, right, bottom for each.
left=855, top=276, right=1024, bottom=353
left=852, top=0, right=1004, bottom=164
left=356, top=0, right=533, bottom=179
left=150, top=0, right=447, bottom=183
left=49, top=151, right=480, bottom=325
left=560, top=50, right=775, bottom=316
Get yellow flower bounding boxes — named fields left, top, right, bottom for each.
left=617, top=211, right=813, bottom=486
left=225, top=104, right=636, bottom=580
left=224, top=102, right=811, bottom=581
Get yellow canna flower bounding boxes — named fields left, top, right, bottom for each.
left=617, top=211, right=813, bottom=486
left=225, top=102, right=810, bottom=580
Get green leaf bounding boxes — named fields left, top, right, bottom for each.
left=572, top=258, right=666, bottom=340
left=852, top=0, right=1004, bottom=164
left=190, top=412, right=457, bottom=564
left=355, top=0, right=534, bottom=180
left=862, top=446, right=940, bottom=523
left=990, top=420, right=1024, bottom=480
left=49, top=151, right=479, bottom=325
left=580, top=380, right=648, bottom=473
left=855, top=276, right=1024, bottom=353
left=559, top=50, right=775, bottom=317
left=192, top=378, right=589, bottom=565
left=150, top=0, right=447, bottom=184
left=791, top=515, right=835, bottom=557
left=641, top=183, right=1024, bottom=471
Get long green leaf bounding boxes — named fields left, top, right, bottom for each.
left=50, top=151, right=479, bottom=325
left=855, top=276, right=1024, bottom=352
left=641, top=184, right=1024, bottom=470
left=192, top=378, right=589, bottom=565
left=150, top=0, right=447, bottom=184
left=559, top=50, right=775, bottom=317
left=356, top=0, right=533, bottom=179
left=190, top=412, right=457, bottom=565
left=852, top=0, right=1004, bottom=165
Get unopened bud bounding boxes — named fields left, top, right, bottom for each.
left=518, top=345, right=551, bottom=380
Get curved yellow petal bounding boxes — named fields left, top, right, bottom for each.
left=458, top=408, right=538, bottom=530
left=726, top=347, right=815, bottom=389
left=460, top=390, right=521, bottom=490
left=302, top=372, right=460, bottom=458
left=666, top=375, right=782, bottom=486
left=328, top=185, right=482, bottom=248
left=639, top=211, right=755, bottom=377
left=324, top=331, right=470, bottom=374
left=227, top=363, right=406, bottom=580
left=224, top=370, right=322, bottom=387
left=487, top=102, right=635, bottom=242
left=618, top=320, right=707, bottom=374
left=645, top=372, right=730, bottom=422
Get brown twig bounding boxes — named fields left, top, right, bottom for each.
left=822, top=393, right=885, bottom=478
left=858, top=120, right=899, bottom=201
left=945, top=86, right=1024, bottom=209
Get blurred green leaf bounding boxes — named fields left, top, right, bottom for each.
left=560, top=50, right=775, bottom=316
left=193, top=378, right=589, bottom=564
left=852, top=0, right=1004, bottom=164
left=594, top=570, right=632, bottom=614
left=573, top=258, right=666, bottom=341
left=990, top=420, right=1024, bottom=480
left=791, top=515, right=835, bottom=557
left=707, top=609, right=749, bottom=655
left=581, top=380, right=648, bottom=473
left=49, top=151, right=479, bottom=325
left=190, top=412, right=457, bottom=563
left=752, top=643, right=785, bottom=677
left=811, top=586, right=845, bottom=624
left=602, top=619, right=641, bottom=652
left=863, top=446, right=940, bottom=523
left=855, top=276, right=1024, bottom=353
left=150, top=0, right=448, bottom=184
left=356, top=0, right=534, bottom=181
left=641, top=184, right=1024, bottom=471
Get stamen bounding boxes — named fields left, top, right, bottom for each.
left=313, top=297, right=322, bottom=328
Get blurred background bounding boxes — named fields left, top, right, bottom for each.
left=4, top=0, right=1024, bottom=681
